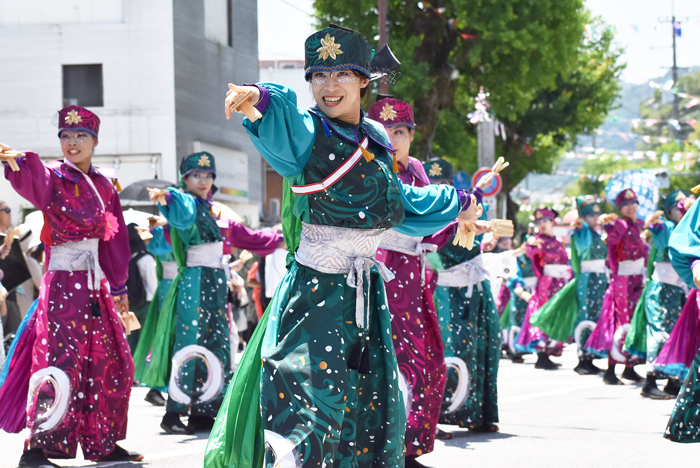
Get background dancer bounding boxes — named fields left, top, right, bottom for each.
left=426, top=158, right=501, bottom=435
left=0, top=105, right=142, bottom=467
left=627, top=190, right=691, bottom=399
left=586, top=189, right=648, bottom=385
left=369, top=98, right=447, bottom=468
left=531, top=198, right=608, bottom=375
left=514, top=208, right=570, bottom=370
left=140, top=152, right=282, bottom=435
left=664, top=189, right=700, bottom=442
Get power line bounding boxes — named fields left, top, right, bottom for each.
left=274, top=0, right=315, bottom=17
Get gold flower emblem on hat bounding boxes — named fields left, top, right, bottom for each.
left=676, top=191, right=686, bottom=201
left=198, top=154, right=211, bottom=167
left=625, top=190, right=635, bottom=199
left=317, top=34, right=343, bottom=61
left=379, top=103, right=397, bottom=121
left=65, top=110, right=83, bottom=125
left=593, top=205, right=601, bottom=212
left=428, top=162, right=443, bottom=177
left=535, top=211, right=543, bottom=219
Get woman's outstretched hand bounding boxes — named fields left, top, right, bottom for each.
left=225, top=84, right=261, bottom=120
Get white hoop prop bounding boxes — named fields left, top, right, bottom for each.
left=508, top=326, right=521, bottom=355
left=610, top=324, right=631, bottom=363
left=442, top=357, right=470, bottom=415
left=398, top=370, right=413, bottom=418
left=574, top=320, right=597, bottom=356
left=264, top=429, right=302, bottom=468
left=168, top=345, right=224, bottom=405
left=27, top=367, right=71, bottom=433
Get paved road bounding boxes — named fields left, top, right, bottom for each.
left=1, top=346, right=695, bottom=468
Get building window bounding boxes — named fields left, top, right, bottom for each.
left=62, top=64, right=104, bottom=107
left=204, top=0, right=232, bottom=47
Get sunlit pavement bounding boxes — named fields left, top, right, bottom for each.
left=1, top=345, right=695, bottom=468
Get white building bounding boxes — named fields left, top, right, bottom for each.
left=0, top=0, right=264, bottom=227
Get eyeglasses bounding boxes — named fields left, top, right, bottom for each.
left=189, top=172, right=214, bottom=182
left=0, top=208, right=10, bottom=214
left=310, top=71, right=356, bottom=85
left=60, top=133, right=91, bottom=143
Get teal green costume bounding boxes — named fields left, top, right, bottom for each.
left=530, top=202, right=607, bottom=356
left=626, top=220, right=685, bottom=364
left=134, top=153, right=282, bottom=420
left=204, top=27, right=470, bottom=468
left=664, top=194, right=700, bottom=442
left=133, top=226, right=175, bottom=392
left=433, top=229, right=500, bottom=429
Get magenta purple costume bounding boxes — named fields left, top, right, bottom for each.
left=585, top=190, right=648, bottom=364
left=371, top=99, right=446, bottom=458
left=0, top=106, right=134, bottom=460
left=515, top=209, right=570, bottom=355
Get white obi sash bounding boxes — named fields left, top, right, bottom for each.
left=522, top=276, right=538, bottom=291
left=48, top=239, right=102, bottom=291
left=161, top=261, right=178, bottom=280
left=378, top=229, right=438, bottom=286
left=543, top=264, right=570, bottom=279
left=617, top=258, right=645, bottom=276
left=294, top=223, right=394, bottom=331
left=652, top=261, right=688, bottom=292
left=580, top=259, right=606, bottom=274
left=187, top=241, right=230, bottom=280
left=436, top=254, right=488, bottom=298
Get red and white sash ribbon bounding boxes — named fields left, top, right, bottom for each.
left=290, top=137, right=369, bottom=195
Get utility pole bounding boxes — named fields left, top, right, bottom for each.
left=378, top=0, right=389, bottom=95
left=659, top=0, right=691, bottom=138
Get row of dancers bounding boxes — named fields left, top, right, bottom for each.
left=1, top=24, right=698, bottom=468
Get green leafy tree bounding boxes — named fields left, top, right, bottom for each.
left=313, top=0, right=587, bottom=157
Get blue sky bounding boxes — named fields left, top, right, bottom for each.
left=258, top=0, right=700, bottom=83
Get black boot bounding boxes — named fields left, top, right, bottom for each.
left=17, top=449, right=60, bottom=468
left=144, top=388, right=166, bottom=406
left=588, top=359, right=604, bottom=373
left=435, top=428, right=453, bottom=440
left=574, top=357, right=598, bottom=375
left=603, top=363, right=623, bottom=385
left=534, top=352, right=558, bottom=370
left=161, top=412, right=194, bottom=435
left=641, top=375, right=672, bottom=400
left=98, top=445, right=144, bottom=462
left=663, top=378, right=682, bottom=397
left=621, top=366, right=645, bottom=383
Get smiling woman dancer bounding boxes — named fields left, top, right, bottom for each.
left=204, top=25, right=487, bottom=468
left=0, top=106, right=141, bottom=468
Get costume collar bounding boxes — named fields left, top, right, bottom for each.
left=308, top=108, right=394, bottom=153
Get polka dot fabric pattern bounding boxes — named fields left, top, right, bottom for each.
left=259, top=262, right=406, bottom=467
left=27, top=273, right=132, bottom=460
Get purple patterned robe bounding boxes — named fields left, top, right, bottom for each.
left=0, top=152, right=133, bottom=460
left=514, top=233, right=570, bottom=355
left=585, top=217, right=648, bottom=363
left=376, top=157, right=446, bottom=457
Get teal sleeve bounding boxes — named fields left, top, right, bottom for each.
left=669, top=199, right=700, bottom=288
left=571, top=221, right=592, bottom=256
left=158, top=188, right=197, bottom=230
left=147, top=226, right=173, bottom=256
left=649, top=220, right=673, bottom=250
left=242, top=83, right=316, bottom=177
left=394, top=177, right=462, bottom=237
